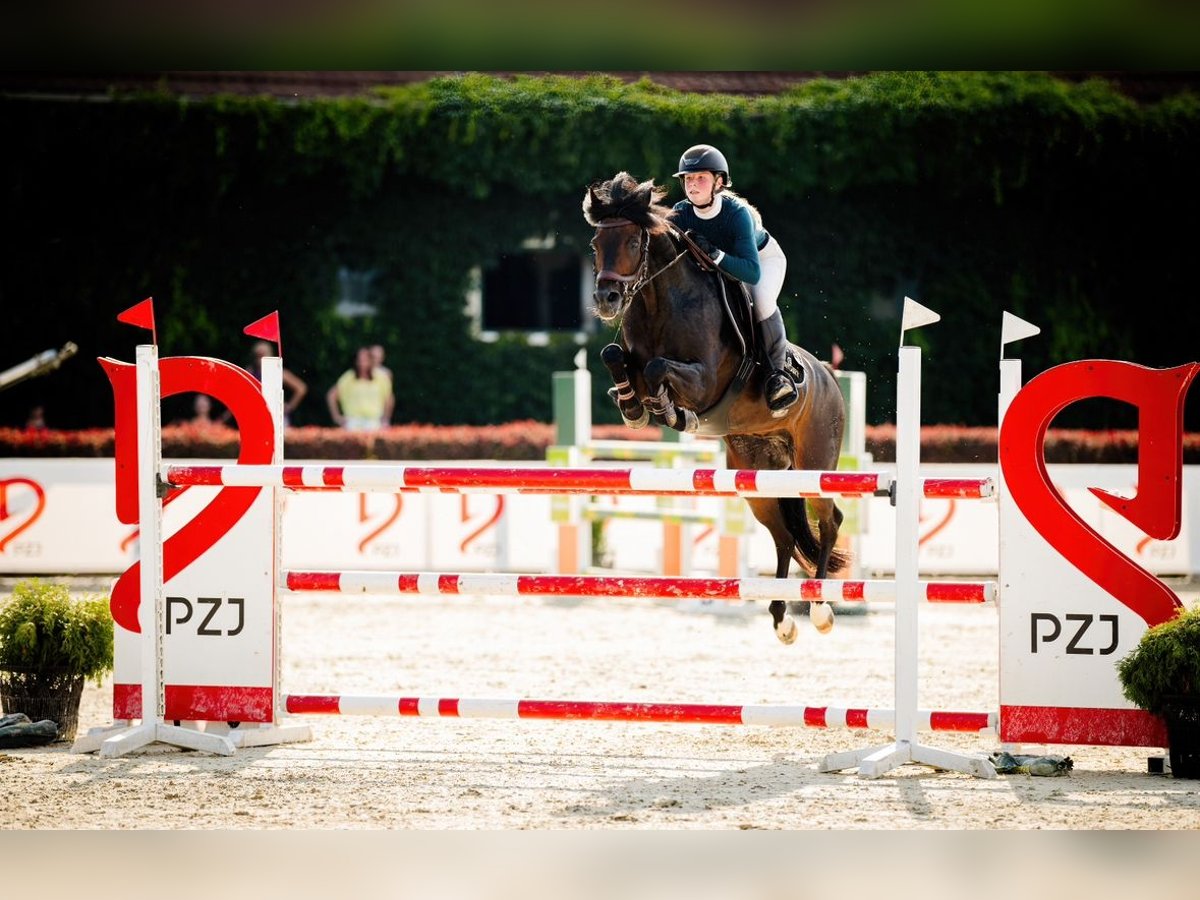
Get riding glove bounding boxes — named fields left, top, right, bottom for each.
left=685, top=230, right=720, bottom=261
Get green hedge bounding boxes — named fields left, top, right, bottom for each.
left=6, top=72, right=1198, bottom=431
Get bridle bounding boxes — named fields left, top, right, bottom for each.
left=593, top=218, right=689, bottom=305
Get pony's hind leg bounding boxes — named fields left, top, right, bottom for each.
left=743, top=496, right=801, bottom=645
left=810, top=497, right=847, bottom=578
left=803, top=497, right=847, bottom=629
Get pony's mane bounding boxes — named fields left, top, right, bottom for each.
left=582, top=172, right=673, bottom=234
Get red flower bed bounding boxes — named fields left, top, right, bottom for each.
left=1, top=423, right=1197, bottom=464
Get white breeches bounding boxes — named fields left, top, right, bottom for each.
left=751, top=236, right=787, bottom=322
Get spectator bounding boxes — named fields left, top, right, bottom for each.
left=188, top=394, right=217, bottom=426
left=326, top=346, right=394, bottom=430
left=250, top=341, right=308, bottom=424
left=174, top=394, right=227, bottom=428
left=368, top=343, right=393, bottom=382
left=25, top=405, right=46, bottom=430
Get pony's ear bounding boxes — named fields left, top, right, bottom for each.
left=582, top=184, right=603, bottom=225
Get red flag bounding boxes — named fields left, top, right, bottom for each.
left=117, top=297, right=157, bottom=344
left=244, top=311, right=281, bottom=347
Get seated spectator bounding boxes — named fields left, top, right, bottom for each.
left=326, top=347, right=393, bottom=430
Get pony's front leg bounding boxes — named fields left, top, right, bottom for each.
left=643, top=356, right=710, bottom=433
left=600, top=344, right=649, bottom=429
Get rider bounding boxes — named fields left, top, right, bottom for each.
left=669, top=144, right=799, bottom=412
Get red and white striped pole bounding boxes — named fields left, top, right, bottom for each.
left=283, top=694, right=997, bottom=734
left=283, top=570, right=996, bottom=604
left=166, top=464, right=893, bottom=497
left=165, top=463, right=994, bottom=501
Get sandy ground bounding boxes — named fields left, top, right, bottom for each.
left=4, top=581, right=1200, bottom=831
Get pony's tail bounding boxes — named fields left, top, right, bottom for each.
left=780, top=497, right=849, bottom=576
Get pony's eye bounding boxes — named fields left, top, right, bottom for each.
left=628, top=237, right=639, bottom=250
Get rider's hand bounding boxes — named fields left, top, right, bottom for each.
left=685, top=230, right=720, bottom=260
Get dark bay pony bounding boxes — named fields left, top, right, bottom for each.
left=584, top=172, right=848, bottom=643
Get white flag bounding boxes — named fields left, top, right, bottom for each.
left=1001, top=311, right=1041, bottom=346
left=901, top=296, right=941, bottom=332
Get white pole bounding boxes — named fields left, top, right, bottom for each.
left=893, top=346, right=921, bottom=748
left=261, top=358, right=285, bottom=723
left=998, top=358, right=1021, bottom=431
left=136, top=344, right=163, bottom=730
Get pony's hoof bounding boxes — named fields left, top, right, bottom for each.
left=810, top=601, right=835, bottom=634
left=775, top=616, right=798, bottom=645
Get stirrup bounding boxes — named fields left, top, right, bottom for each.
left=765, top=371, right=798, bottom=412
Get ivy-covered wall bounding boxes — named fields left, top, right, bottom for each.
left=4, top=72, right=1198, bottom=430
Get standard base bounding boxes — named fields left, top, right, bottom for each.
left=212, top=721, right=314, bottom=749
left=819, top=739, right=998, bottom=779
left=72, top=719, right=313, bottom=756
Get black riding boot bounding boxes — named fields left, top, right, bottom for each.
left=758, top=310, right=799, bottom=412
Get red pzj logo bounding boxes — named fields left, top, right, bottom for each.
left=100, top=356, right=275, bottom=633
left=1000, top=360, right=1199, bottom=627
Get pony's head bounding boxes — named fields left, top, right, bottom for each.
left=583, top=173, right=673, bottom=323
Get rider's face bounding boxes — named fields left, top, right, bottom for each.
left=682, top=171, right=717, bottom=205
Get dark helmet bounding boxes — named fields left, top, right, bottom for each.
left=674, top=144, right=731, bottom=186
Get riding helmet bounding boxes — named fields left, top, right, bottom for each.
left=674, top=144, right=731, bottom=186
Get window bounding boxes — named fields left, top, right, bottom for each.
left=334, top=266, right=379, bottom=318
left=469, top=236, right=593, bottom=339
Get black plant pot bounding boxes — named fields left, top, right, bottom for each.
left=0, top=666, right=84, bottom=743
left=1162, top=694, right=1200, bottom=779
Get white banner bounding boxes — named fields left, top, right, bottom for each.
left=1, top=459, right=1196, bottom=578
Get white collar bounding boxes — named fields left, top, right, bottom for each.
left=693, top=193, right=723, bottom=220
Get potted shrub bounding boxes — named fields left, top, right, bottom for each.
left=1117, top=604, right=1200, bottom=778
left=0, top=579, right=113, bottom=743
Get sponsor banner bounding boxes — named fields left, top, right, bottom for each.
left=0, top=459, right=1195, bottom=578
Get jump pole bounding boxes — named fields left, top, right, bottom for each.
left=282, top=570, right=995, bottom=603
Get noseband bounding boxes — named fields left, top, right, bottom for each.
left=593, top=218, right=688, bottom=304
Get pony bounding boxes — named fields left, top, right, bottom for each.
left=584, top=172, right=848, bottom=642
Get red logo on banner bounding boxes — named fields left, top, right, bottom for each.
left=1000, top=360, right=1199, bottom=626
left=0, top=478, right=46, bottom=553
left=460, top=495, right=504, bottom=554
left=357, top=494, right=404, bottom=554
left=100, top=356, right=275, bottom=632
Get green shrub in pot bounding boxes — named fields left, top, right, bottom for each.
left=1117, top=604, right=1200, bottom=777
left=0, top=579, right=114, bottom=742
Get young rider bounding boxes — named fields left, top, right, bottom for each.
left=669, top=144, right=799, bottom=412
